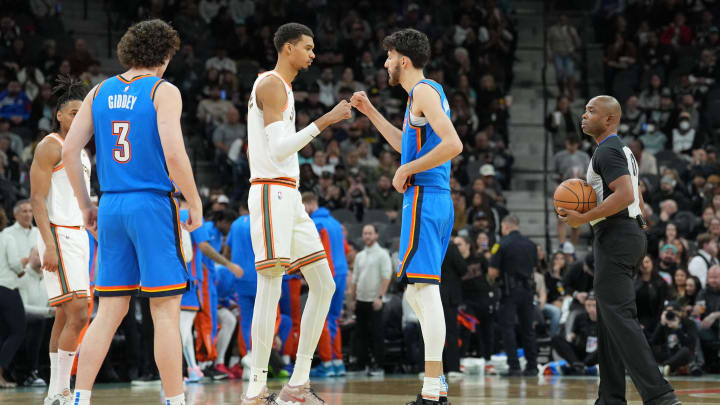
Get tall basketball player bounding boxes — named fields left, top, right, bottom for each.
left=559, top=96, right=680, bottom=405
left=62, top=19, right=203, bottom=405
left=30, top=76, right=90, bottom=405
left=351, top=28, right=463, bottom=405
left=243, top=22, right=351, bottom=405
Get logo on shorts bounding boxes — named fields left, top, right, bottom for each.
left=277, top=191, right=283, bottom=200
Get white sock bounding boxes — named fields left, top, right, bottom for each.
left=58, top=349, right=76, bottom=392
left=229, top=355, right=240, bottom=368
left=180, top=311, right=198, bottom=369
left=165, top=393, right=185, bottom=405
left=332, top=359, right=344, bottom=366
left=247, top=272, right=282, bottom=397
left=422, top=377, right=442, bottom=401
left=73, top=389, right=91, bottom=405
left=289, top=262, right=335, bottom=386
left=439, top=375, right=448, bottom=397
left=215, top=307, right=237, bottom=366
left=48, top=352, right=59, bottom=397
left=289, top=354, right=312, bottom=386
left=246, top=367, right=268, bottom=398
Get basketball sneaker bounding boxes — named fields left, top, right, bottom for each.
left=406, top=394, right=440, bottom=405
left=309, top=362, right=335, bottom=378
left=241, top=387, right=279, bottom=405
left=215, top=364, right=236, bottom=379
left=185, top=366, right=204, bottom=383
left=277, top=381, right=327, bottom=404
left=333, top=361, right=346, bottom=376
left=44, top=389, right=73, bottom=405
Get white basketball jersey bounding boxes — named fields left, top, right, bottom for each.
left=247, top=70, right=298, bottom=180
left=45, top=133, right=91, bottom=226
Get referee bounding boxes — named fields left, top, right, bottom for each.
left=559, top=96, right=680, bottom=405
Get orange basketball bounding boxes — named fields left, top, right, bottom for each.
left=554, top=178, right=597, bottom=214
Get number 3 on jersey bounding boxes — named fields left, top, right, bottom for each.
left=112, top=121, right=131, bottom=163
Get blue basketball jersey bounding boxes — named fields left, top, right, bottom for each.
left=402, top=80, right=452, bottom=190
left=92, top=74, right=174, bottom=193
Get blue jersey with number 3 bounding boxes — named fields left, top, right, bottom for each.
left=92, top=74, right=174, bottom=193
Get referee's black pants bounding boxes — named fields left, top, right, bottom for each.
left=593, top=218, right=674, bottom=405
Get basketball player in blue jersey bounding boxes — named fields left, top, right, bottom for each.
left=351, top=28, right=463, bottom=405
left=62, top=20, right=203, bottom=405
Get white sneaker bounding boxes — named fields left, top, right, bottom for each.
left=43, top=395, right=59, bottom=405
left=45, top=390, right=73, bottom=405
left=447, top=371, right=465, bottom=380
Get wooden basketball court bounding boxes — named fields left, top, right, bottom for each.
left=5, top=375, right=720, bottom=404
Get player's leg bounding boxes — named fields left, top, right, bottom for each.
left=215, top=306, right=237, bottom=368
left=74, top=194, right=139, bottom=405
left=245, top=183, right=293, bottom=400
left=131, top=192, right=190, bottom=403
left=73, top=296, right=131, bottom=403
left=400, top=189, right=452, bottom=404
left=47, top=306, right=64, bottom=398
left=286, top=199, right=335, bottom=388
left=180, top=310, right=202, bottom=381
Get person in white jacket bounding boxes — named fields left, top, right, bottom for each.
left=18, top=247, right=55, bottom=386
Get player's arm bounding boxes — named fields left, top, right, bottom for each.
left=63, top=87, right=96, bottom=222
left=198, top=241, right=243, bottom=278
left=155, top=82, right=203, bottom=231
left=29, top=140, right=61, bottom=272
left=391, top=84, right=463, bottom=192
left=258, top=76, right=350, bottom=161
left=350, top=91, right=402, bottom=152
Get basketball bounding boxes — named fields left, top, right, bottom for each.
left=554, top=178, right=597, bottom=215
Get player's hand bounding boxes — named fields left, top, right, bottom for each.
left=82, top=205, right=98, bottom=234
left=350, top=91, right=373, bottom=115
left=42, top=246, right=59, bottom=272
left=372, top=297, right=383, bottom=311
left=392, top=164, right=411, bottom=193
left=327, top=100, right=352, bottom=124
left=227, top=262, right=244, bottom=278
left=183, top=204, right=203, bottom=232
left=557, top=207, right=587, bottom=228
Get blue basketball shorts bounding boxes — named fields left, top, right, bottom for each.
left=95, top=191, right=189, bottom=297
left=397, top=186, right=454, bottom=285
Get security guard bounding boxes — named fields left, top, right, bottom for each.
left=489, top=215, right=538, bottom=376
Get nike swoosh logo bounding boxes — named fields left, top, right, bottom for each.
left=287, top=395, right=306, bottom=403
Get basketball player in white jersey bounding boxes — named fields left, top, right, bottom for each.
left=242, top=22, right=351, bottom=405
left=30, top=76, right=92, bottom=405
left=559, top=96, right=680, bottom=405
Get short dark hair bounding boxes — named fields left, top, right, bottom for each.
left=382, top=28, right=431, bottom=68
left=117, top=19, right=180, bottom=68
left=213, top=209, right=238, bottom=224
left=273, top=23, right=313, bottom=53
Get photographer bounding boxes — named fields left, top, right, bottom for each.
left=651, top=302, right=696, bottom=376
left=550, top=291, right=598, bottom=375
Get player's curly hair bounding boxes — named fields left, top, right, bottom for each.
left=117, top=19, right=180, bottom=68
left=53, top=74, right=88, bottom=109
left=382, top=28, right=431, bottom=69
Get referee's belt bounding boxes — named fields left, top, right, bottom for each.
left=250, top=177, right=297, bottom=189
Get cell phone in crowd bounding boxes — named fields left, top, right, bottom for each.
left=220, top=90, right=227, bottom=100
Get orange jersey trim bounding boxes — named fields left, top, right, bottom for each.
left=398, top=187, right=420, bottom=276
left=405, top=273, right=441, bottom=281
left=141, top=282, right=188, bottom=293
left=53, top=163, right=64, bottom=172
left=52, top=223, right=82, bottom=230
left=287, top=251, right=327, bottom=274
left=251, top=177, right=297, bottom=188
